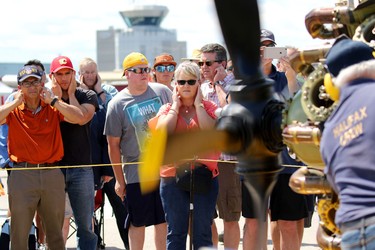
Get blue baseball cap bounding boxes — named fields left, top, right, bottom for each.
left=326, top=35, right=374, bottom=77
left=17, top=65, right=43, bottom=83
left=260, top=29, right=276, bottom=45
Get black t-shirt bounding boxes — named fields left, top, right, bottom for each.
left=59, top=88, right=99, bottom=166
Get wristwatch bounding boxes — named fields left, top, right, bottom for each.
left=50, top=97, right=59, bottom=107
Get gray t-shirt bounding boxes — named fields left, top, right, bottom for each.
left=104, top=83, right=172, bottom=184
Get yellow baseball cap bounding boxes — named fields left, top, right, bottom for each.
left=122, top=52, right=149, bottom=71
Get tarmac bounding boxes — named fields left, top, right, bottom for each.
left=0, top=170, right=322, bottom=249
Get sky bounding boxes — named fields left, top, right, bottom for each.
left=0, top=0, right=335, bottom=69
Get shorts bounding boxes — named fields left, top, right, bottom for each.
left=269, top=174, right=308, bottom=221
left=216, top=161, right=241, bottom=221
left=241, top=181, right=268, bottom=220
left=124, top=182, right=166, bottom=228
left=64, top=192, right=73, bottom=218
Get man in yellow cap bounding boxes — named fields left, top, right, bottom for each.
left=104, top=52, right=172, bottom=249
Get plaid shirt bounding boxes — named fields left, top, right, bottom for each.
left=201, top=73, right=237, bottom=161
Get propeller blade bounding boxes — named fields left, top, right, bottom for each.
left=214, top=0, right=261, bottom=80
left=139, top=126, right=167, bottom=193
left=163, top=129, right=230, bottom=164
left=139, top=127, right=243, bottom=193
left=214, top=1, right=281, bottom=249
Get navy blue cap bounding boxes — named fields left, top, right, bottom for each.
left=326, top=35, right=374, bottom=77
left=17, top=65, right=43, bottom=83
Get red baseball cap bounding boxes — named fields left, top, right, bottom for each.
left=50, top=56, right=75, bottom=73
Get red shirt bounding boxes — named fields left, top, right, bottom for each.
left=6, top=101, right=64, bottom=164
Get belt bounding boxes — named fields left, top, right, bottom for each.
left=15, top=162, right=56, bottom=168
left=340, top=214, right=375, bottom=233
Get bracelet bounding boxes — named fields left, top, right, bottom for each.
left=97, top=91, right=105, bottom=97
left=50, top=97, right=58, bottom=107
left=168, top=109, right=178, bottom=115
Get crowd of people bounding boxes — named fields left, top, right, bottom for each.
left=1, top=27, right=373, bottom=250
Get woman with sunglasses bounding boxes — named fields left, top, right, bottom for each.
left=152, top=53, right=177, bottom=90
left=153, top=61, right=220, bottom=250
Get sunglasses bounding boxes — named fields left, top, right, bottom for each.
left=127, top=67, right=151, bottom=74
left=198, top=60, right=222, bottom=67
left=155, top=65, right=175, bottom=73
left=177, top=79, right=197, bottom=86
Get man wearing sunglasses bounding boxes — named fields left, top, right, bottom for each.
left=105, top=52, right=172, bottom=250
left=200, top=43, right=241, bottom=250
left=152, top=53, right=177, bottom=91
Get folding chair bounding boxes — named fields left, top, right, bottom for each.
left=68, top=189, right=106, bottom=249
left=94, top=189, right=105, bottom=249
left=68, top=218, right=76, bottom=239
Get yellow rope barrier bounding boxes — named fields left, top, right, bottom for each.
left=0, top=159, right=306, bottom=171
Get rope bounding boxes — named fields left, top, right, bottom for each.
left=0, top=159, right=305, bottom=171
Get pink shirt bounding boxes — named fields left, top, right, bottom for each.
left=157, top=100, right=220, bottom=178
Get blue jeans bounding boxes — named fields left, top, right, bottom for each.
left=160, top=176, right=218, bottom=250
left=341, top=224, right=375, bottom=250
left=64, top=167, right=97, bottom=249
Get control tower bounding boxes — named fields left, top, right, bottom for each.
left=97, top=5, right=187, bottom=71
left=119, top=5, right=168, bottom=28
